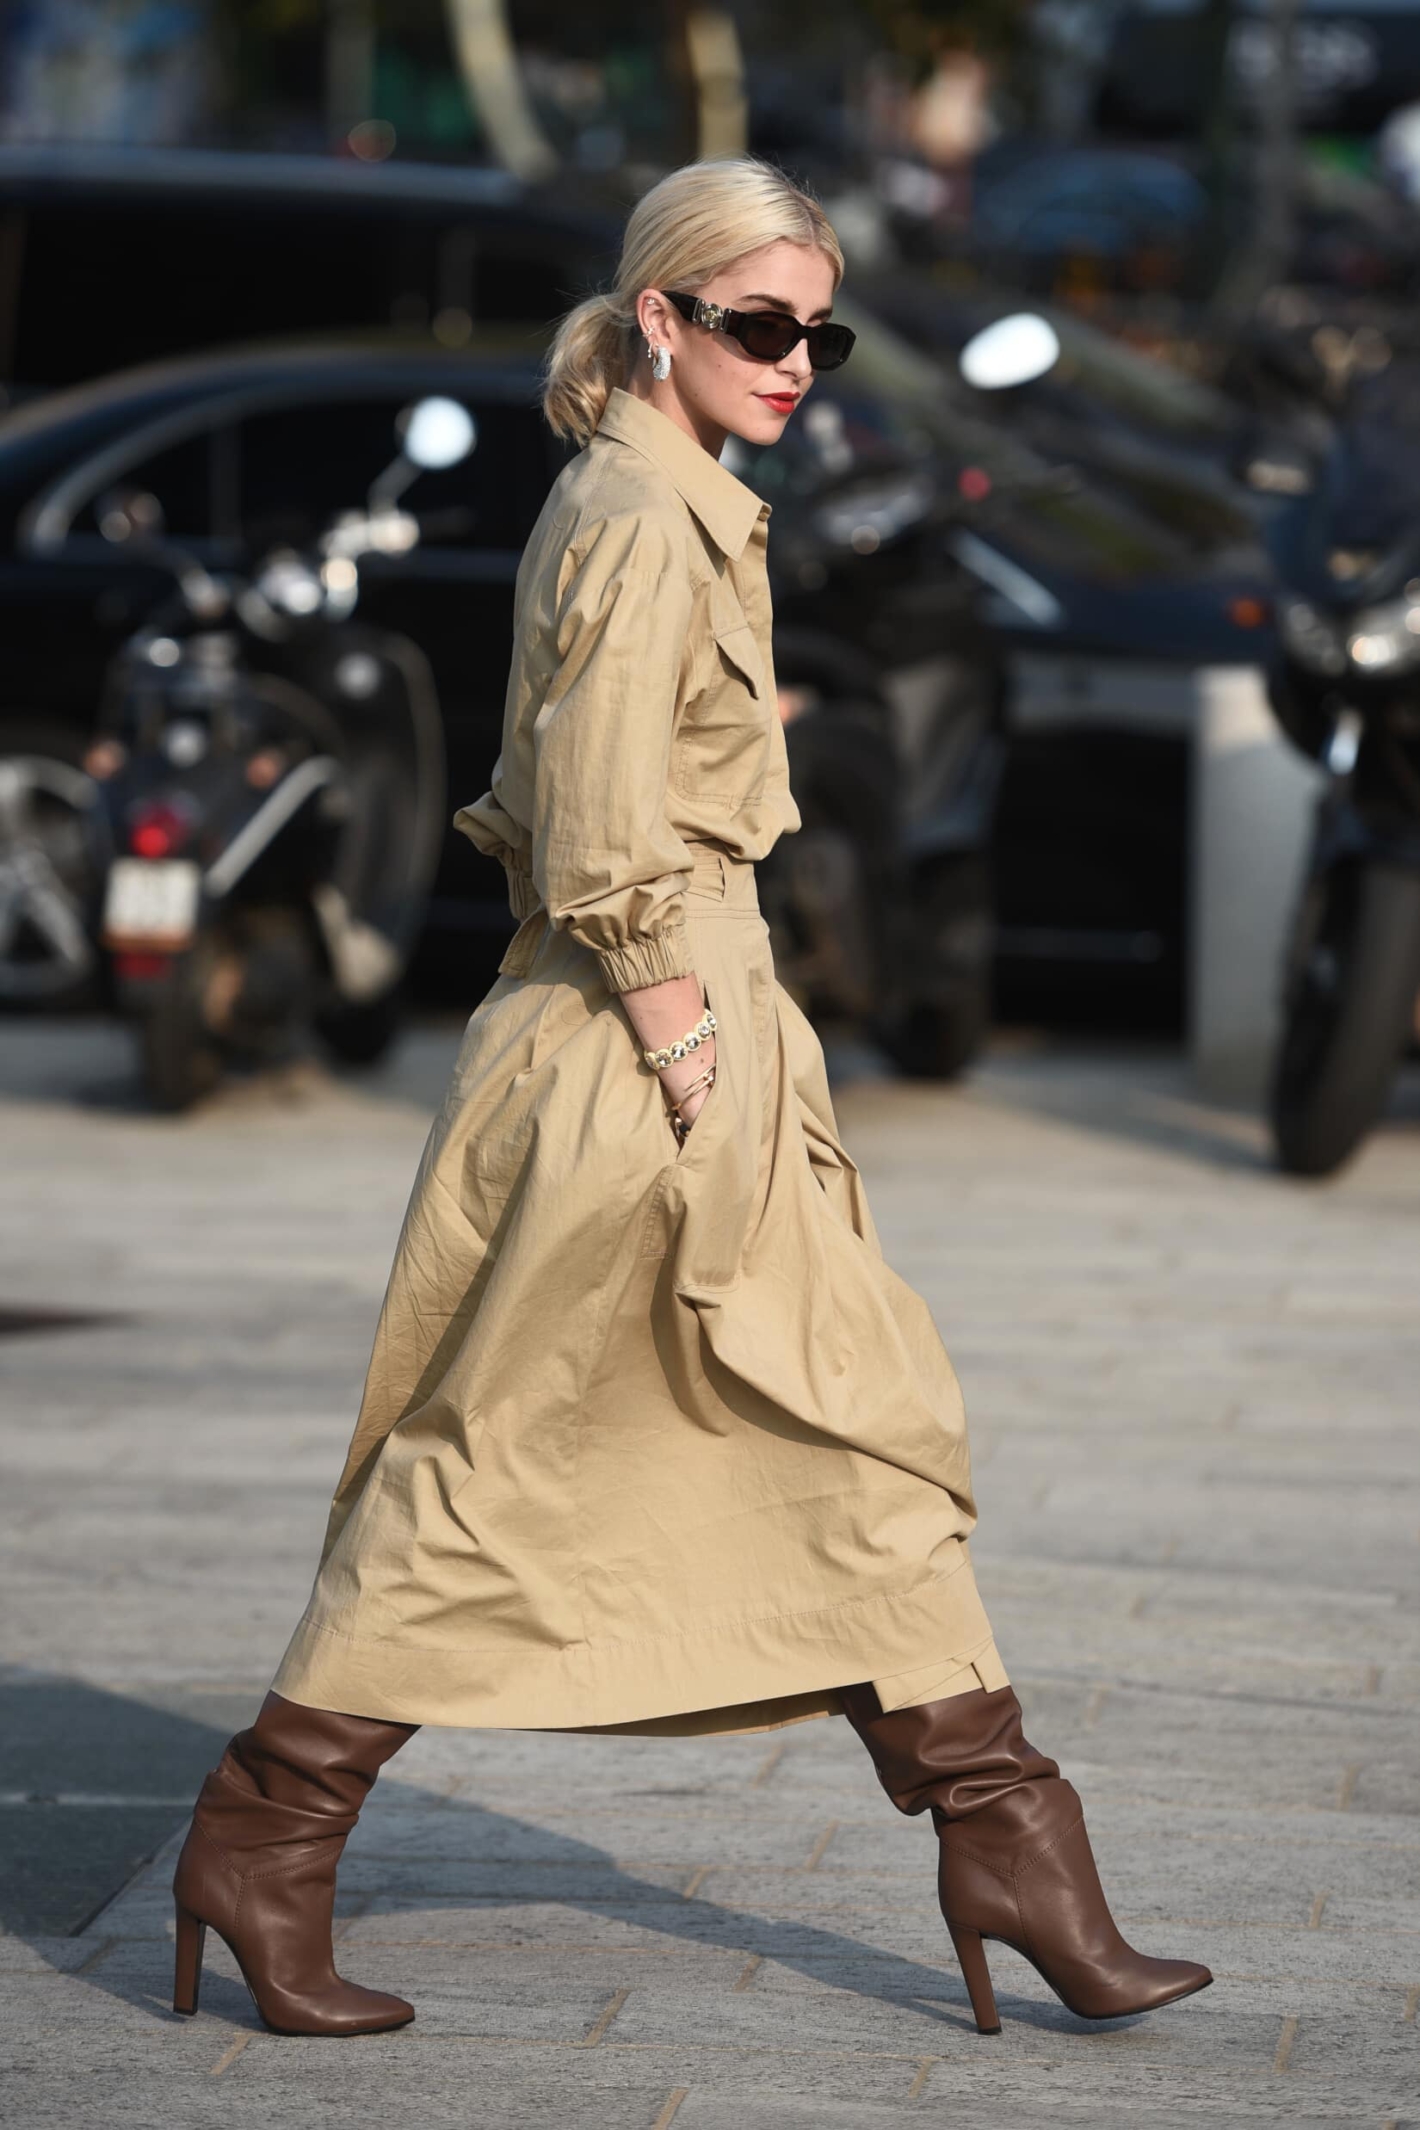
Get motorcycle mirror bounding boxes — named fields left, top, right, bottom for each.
left=400, top=397, right=477, bottom=472
left=96, top=486, right=167, bottom=545
left=958, top=314, right=1062, bottom=392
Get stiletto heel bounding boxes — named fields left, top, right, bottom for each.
left=844, top=1685, right=1212, bottom=2028
left=948, top=1921, right=1000, bottom=2034
left=173, top=1902, right=207, bottom=2016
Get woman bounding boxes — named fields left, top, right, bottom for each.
left=171, top=158, right=1210, bottom=2041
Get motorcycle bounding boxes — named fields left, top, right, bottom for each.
left=733, top=383, right=1007, bottom=1079
left=765, top=625, right=1002, bottom=1080
left=84, top=396, right=465, bottom=1110
left=1267, top=363, right=1420, bottom=1175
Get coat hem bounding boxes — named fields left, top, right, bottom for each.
left=271, top=1542, right=991, bottom=1737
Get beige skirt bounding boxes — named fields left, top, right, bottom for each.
left=274, top=844, right=1003, bottom=1734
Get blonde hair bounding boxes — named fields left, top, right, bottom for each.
left=543, top=157, right=845, bottom=446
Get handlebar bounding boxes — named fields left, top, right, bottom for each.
left=108, top=531, right=230, bottom=619
left=321, top=504, right=421, bottom=563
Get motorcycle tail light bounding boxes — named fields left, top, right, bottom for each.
left=129, top=800, right=192, bottom=859
left=114, top=951, right=173, bottom=980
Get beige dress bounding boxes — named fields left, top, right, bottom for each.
left=274, top=388, right=1006, bottom=1736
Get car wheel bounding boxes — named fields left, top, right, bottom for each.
left=0, top=721, right=107, bottom=1010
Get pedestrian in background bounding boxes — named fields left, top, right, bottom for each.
left=169, top=155, right=1211, bottom=2041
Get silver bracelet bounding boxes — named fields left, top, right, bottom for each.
left=643, top=1007, right=716, bottom=1073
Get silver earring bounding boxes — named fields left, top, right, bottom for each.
left=649, top=343, right=671, bottom=381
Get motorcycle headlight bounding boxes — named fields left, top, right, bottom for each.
left=1345, top=595, right=1420, bottom=675
left=256, top=552, right=324, bottom=617
left=813, top=474, right=934, bottom=554
left=1279, top=597, right=1346, bottom=676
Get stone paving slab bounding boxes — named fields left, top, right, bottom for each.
left=1, top=1026, right=1418, bottom=2126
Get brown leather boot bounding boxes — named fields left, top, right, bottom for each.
left=172, top=1690, right=418, bottom=2035
left=842, top=1682, right=1212, bottom=2033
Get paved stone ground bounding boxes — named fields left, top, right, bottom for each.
left=1, top=1020, right=1417, bottom=2130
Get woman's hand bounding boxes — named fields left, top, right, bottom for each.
left=667, top=1069, right=715, bottom=1129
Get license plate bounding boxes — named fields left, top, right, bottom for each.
left=102, top=858, right=202, bottom=948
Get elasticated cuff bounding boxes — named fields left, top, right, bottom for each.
left=596, top=922, right=693, bottom=994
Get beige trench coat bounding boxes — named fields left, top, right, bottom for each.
left=274, top=389, right=1004, bottom=1736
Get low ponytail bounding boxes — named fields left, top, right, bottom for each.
left=542, top=158, right=845, bottom=450
left=542, top=291, right=636, bottom=447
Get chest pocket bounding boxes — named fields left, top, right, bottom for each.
left=673, top=594, right=771, bottom=807
left=713, top=622, right=764, bottom=699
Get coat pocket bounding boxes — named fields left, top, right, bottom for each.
left=673, top=625, right=771, bottom=805
left=712, top=622, right=764, bottom=699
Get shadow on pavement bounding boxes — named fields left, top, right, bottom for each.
left=3, top=1673, right=1118, bottom=2041
left=980, top=1040, right=1420, bottom=1177
left=0, top=1676, right=259, bottom=1937
left=971, top=1042, right=1278, bottom=1174
left=0, top=1016, right=466, bottom=1119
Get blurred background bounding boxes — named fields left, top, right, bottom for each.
left=4, top=0, right=1420, bottom=1173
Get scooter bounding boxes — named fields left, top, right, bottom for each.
left=1266, top=363, right=1420, bottom=1175
left=766, top=625, right=1003, bottom=1079
left=86, top=396, right=467, bottom=1110
left=741, top=385, right=1007, bottom=1080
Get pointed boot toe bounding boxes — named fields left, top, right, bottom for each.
left=258, top=1981, right=415, bottom=2038
left=1117, top=1957, right=1213, bottom=2016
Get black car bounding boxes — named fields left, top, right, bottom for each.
left=0, top=339, right=566, bottom=1001
left=0, top=144, right=617, bottom=403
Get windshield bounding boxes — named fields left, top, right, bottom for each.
left=1324, top=361, right=1420, bottom=539
left=1042, top=312, right=1241, bottom=445
left=817, top=297, right=1261, bottom=580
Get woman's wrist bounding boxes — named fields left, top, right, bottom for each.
left=640, top=1002, right=716, bottom=1074
left=617, top=970, right=718, bottom=1130
left=621, top=973, right=707, bottom=1046
left=658, top=1041, right=716, bottom=1107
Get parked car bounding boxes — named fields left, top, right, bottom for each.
left=0, top=340, right=568, bottom=1006
left=0, top=144, right=616, bottom=403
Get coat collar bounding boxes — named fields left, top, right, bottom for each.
left=595, top=387, right=769, bottom=561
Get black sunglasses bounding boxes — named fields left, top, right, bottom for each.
left=662, top=290, right=855, bottom=372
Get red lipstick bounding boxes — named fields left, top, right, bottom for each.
left=757, top=393, right=799, bottom=416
